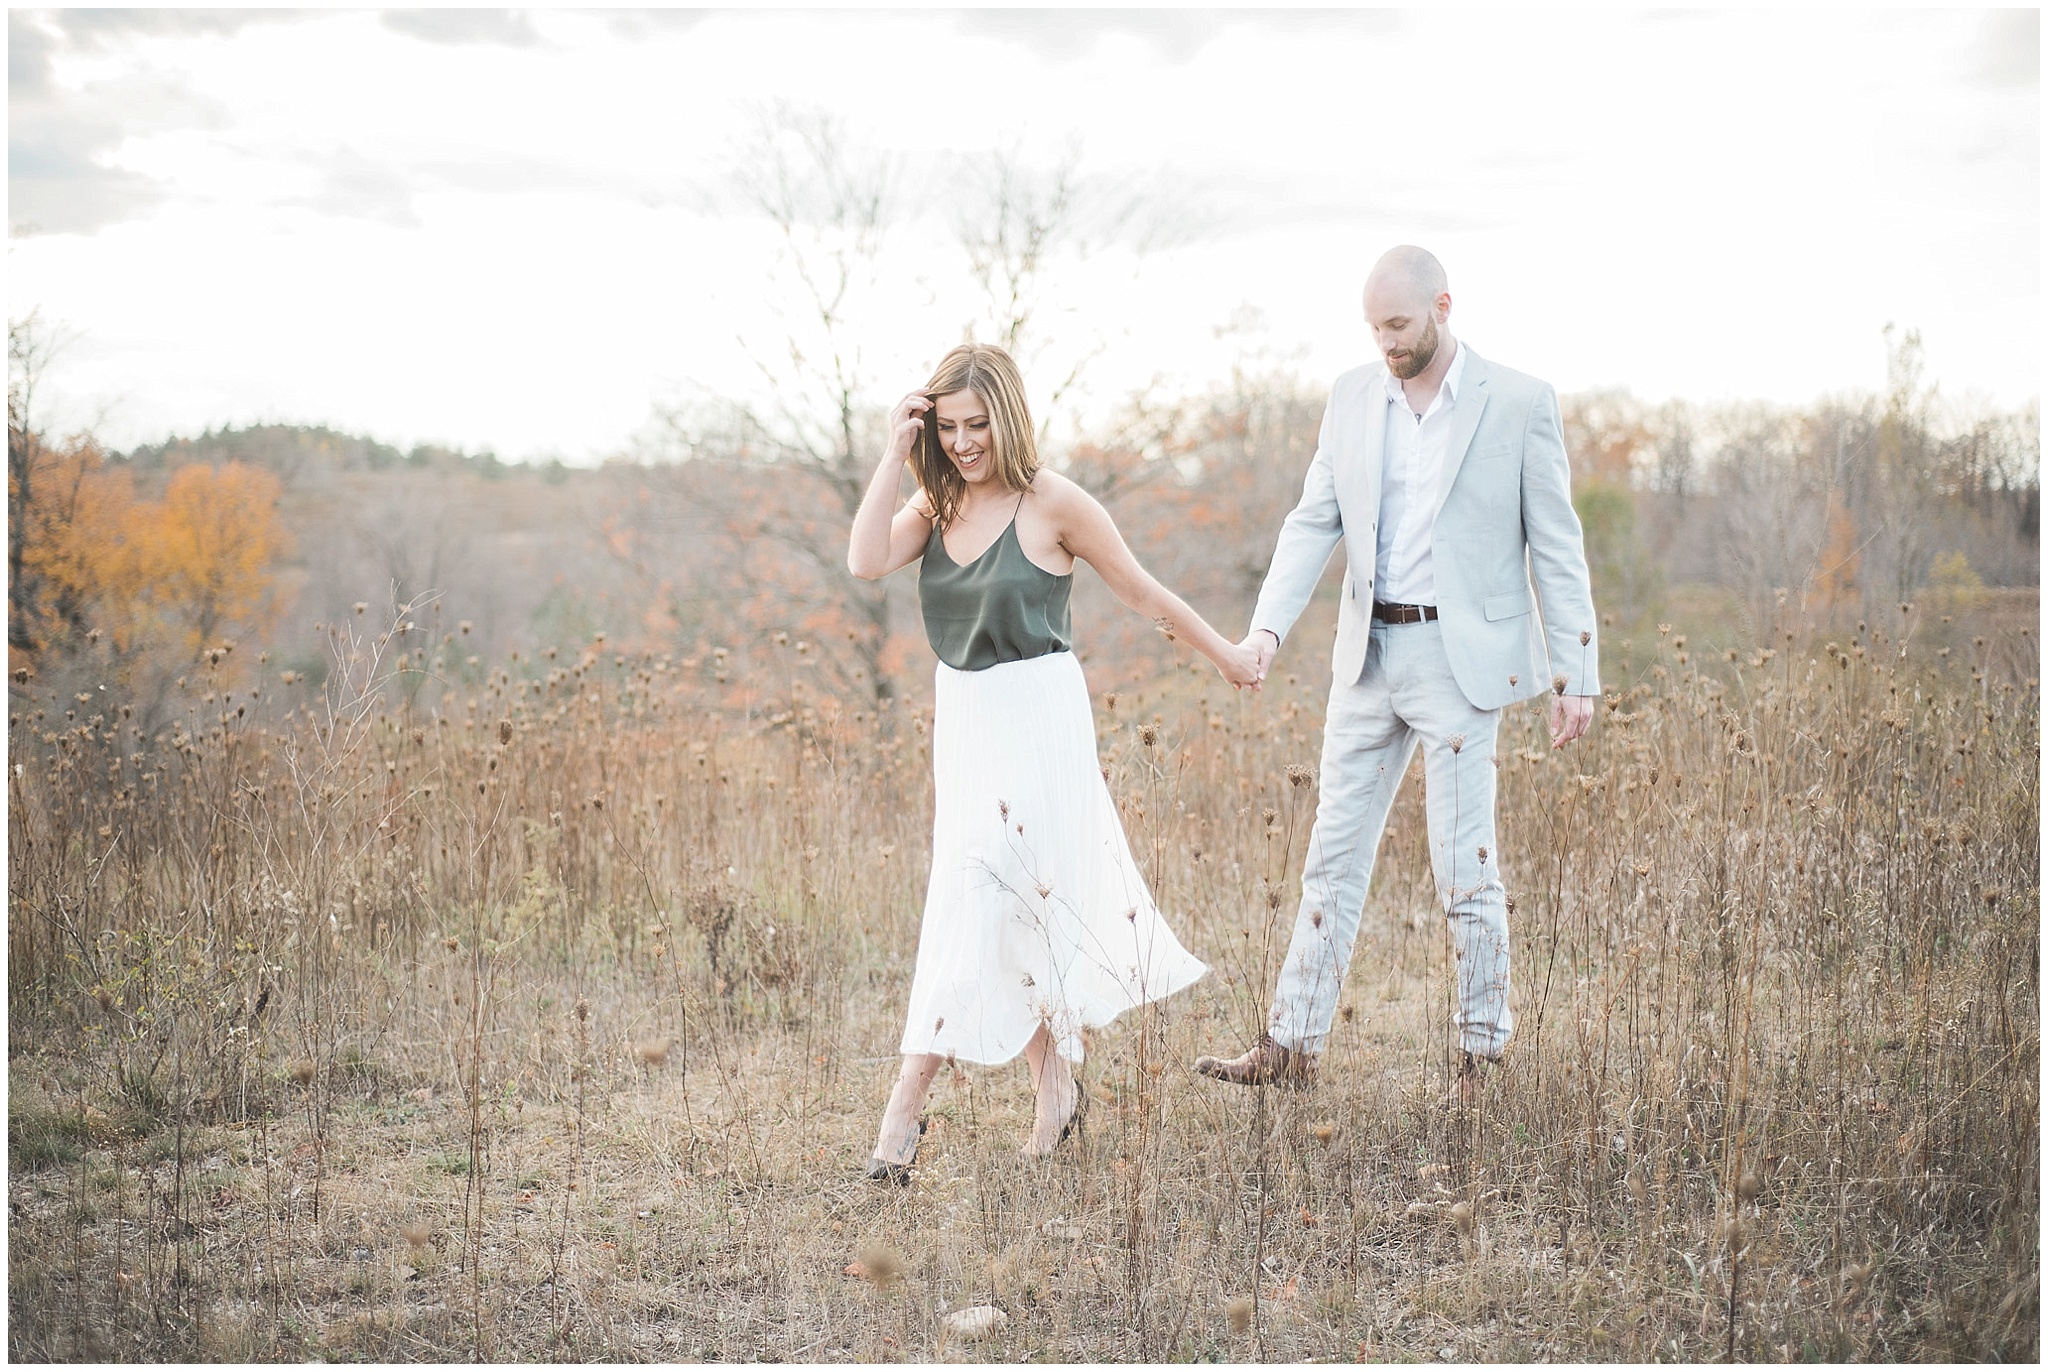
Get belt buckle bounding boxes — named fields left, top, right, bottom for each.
left=1373, top=601, right=1429, bottom=624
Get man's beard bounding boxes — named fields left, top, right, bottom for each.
left=1386, top=316, right=1440, bottom=380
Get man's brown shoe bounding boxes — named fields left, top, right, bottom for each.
left=1194, top=1034, right=1317, bottom=1088
left=1454, top=1051, right=1500, bottom=1105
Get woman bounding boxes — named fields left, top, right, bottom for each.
left=847, top=343, right=1261, bottom=1179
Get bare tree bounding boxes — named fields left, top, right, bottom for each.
left=8, top=310, right=70, bottom=653
left=1866, top=325, right=1945, bottom=604
left=956, top=137, right=1212, bottom=455
left=641, top=103, right=911, bottom=700
left=632, top=108, right=1217, bottom=702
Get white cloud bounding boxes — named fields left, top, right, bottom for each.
left=379, top=8, right=543, bottom=49
left=7, top=7, right=2036, bottom=458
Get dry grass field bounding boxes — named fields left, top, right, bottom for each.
left=7, top=592, right=2039, bottom=1362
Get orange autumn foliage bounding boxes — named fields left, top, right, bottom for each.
left=13, top=435, right=133, bottom=652
left=1813, top=489, right=1861, bottom=613
left=15, top=452, right=288, bottom=664
left=148, top=461, right=289, bottom=648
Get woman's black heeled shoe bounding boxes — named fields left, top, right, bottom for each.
left=1024, top=1079, right=1087, bottom=1159
left=1056, top=1081, right=1087, bottom=1149
left=863, top=1115, right=927, bottom=1186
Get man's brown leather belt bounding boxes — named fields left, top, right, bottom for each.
left=1371, top=601, right=1439, bottom=624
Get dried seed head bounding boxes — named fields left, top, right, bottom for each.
left=574, top=996, right=590, bottom=1022
left=634, top=1036, right=673, bottom=1066
left=854, top=1245, right=904, bottom=1287
left=1552, top=675, right=1568, bottom=696
left=1286, top=764, right=1312, bottom=788
left=292, top=1059, right=317, bottom=1086
left=1448, top=733, right=1466, bottom=754
left=497, top=719, right=512, bottom=744
left=1138, top=724, right=1158, bottom=748
left=1476, top=846, right=1489, bottom=863
left=1579, top=630, right=1591, bottom=646
left=1447, top=1201, right=1475, bottom=1235
left=1736, top=1171, right=1761, bottom=1202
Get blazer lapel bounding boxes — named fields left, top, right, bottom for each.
left=1433, top=348, right=1491, bottom=518
left=1352, top=364, right=1388, bottom=514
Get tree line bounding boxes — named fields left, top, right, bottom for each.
left=9, top=108, right=2037, bottom=727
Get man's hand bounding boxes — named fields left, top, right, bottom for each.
left=1241, top=629, right=1278, bottom=691
left=1213, top=641, right=1264, bottom=691
left=1550, top=693, right=1595, bottom=748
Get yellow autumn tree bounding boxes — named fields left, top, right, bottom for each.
left=11, top=434, right=137, bottom=655
left=136, top=461, right=288, bottom=654
left=12, top=449, right=289, bottom=677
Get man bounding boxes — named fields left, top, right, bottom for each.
left=1194, top=245, right=1598, bottom=1094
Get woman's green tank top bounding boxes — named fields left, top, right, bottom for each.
left=918, top=496, right=1073, bottom=672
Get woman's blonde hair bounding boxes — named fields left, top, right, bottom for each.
left=914, top=343, right=1039, bottom=530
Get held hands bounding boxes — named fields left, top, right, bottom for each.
left=1216, top=629, right=1277, bottom=692
left=1550, top=693, right=1595, bottom=748
left=1214, top=641, right=1263, bottom=691
left=885, top=391, right=932, bottom=467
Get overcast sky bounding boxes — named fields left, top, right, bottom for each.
left=8, top=6, right=2040, bottom=461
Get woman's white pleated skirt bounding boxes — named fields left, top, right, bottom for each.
left=899, top=650, right=1208, bottom=1066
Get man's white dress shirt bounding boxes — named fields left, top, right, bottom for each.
left=1373, top=340, right=1466, bottom=607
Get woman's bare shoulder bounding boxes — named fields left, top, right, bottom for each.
left=1027, top=468, right=1093, bottom=512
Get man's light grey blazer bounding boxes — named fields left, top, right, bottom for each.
left=1250, top=346, right=1601, bottom=712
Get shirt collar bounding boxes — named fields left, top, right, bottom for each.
left=1383, top=339, right=1466, bottom=410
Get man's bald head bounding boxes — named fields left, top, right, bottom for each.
left=1364, top=245, right=1448, bottom=314
left=1362, top=245, right=1454, bottom=381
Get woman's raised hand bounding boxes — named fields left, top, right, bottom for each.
left=885, top=391, right=933, bottom=466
